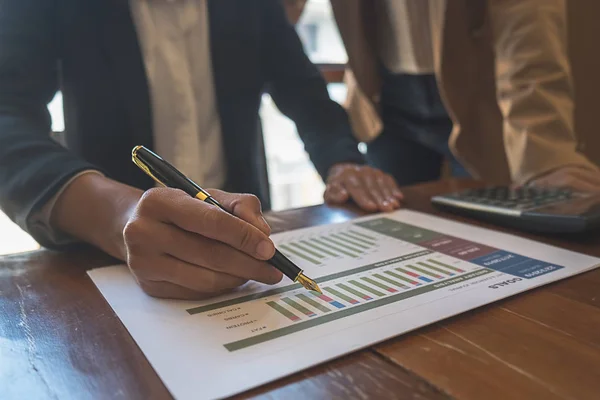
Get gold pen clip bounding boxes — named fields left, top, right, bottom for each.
left=131, top=145, right=166, bottom=187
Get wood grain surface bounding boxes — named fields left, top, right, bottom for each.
left=1, top=179, right=599, bottom=400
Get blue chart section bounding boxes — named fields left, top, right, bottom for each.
left=471, top=250, right=564, bottom=279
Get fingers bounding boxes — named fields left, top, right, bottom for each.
left=568, top=168, right=600, bottom=187
left=362, top=169, right=395, bottom=211
left=124, top=217, right=283, bottom=285
left=324, top=182, right=349, bottom=204
left=159, top=222, right=283, bottom=284
left=325, top=164, right=403, bottom=212
left=341, top=170, right=379, bottom=211
left=530, top=167, right=600, bottom=193
left=124, top=188, right=287, bottom=300
left=209, top=189, right=272, bottom=235
left=383, top=174, right=404, bottom=200
left=142, top=254, right=248, bottom=293
left=367, top=169, right=402, bottom=210
left=135, top=188, right=275, bottom=260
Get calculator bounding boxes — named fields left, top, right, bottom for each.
left=431, top=186, right=600, bottom=233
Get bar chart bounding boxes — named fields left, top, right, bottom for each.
left=276, top=228, right=384, bottom=266
left=89, top=209, right=589, bottom=400
left=260, top=255, right=470, bottom=322
left=183, top=214, right=565, bottom=352
left=188, top=247, right=490, bottom=352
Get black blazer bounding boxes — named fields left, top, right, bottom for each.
left=0, top=0, right=364, bottom=247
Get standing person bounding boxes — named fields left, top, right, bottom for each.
left=332, top=0, right=600, bottom=190
left=0, top=0, right=403, bottom=300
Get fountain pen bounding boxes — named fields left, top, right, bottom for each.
left=131, top=145, right=322, bottom=294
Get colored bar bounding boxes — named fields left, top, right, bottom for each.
left=362, top=277, right=397, bottom=293
left=349, top=280, right=385, bottom=297
left=313, top=293, right=345, bottom=309
left=297, top=294, right=331, bottom=313
left=267, top=301, right=300, bottom=321
left=280, top=244, right=322, bottom=265
left=428, top=258, right=465, bottom=273
left=225, top=269, right=495, bottom=351
left=348, top=229, right=377, bottom=241
left=321, top=236, right=364, bottom=254
left=395, top=267, right=433, bottom=283
left=373, top=273, right=409, bottom=290
left=312, top=238, right=358, bottom=258
left=339, top=231, right=376, bottom=246
left=354, top=219, right=442, bottom=243
left=301, top=240, right=339, bottom=258
left=417, top=261, right=454, bottom=276
left=331, top=233, right=370, bottom=250
left=338, top=283, right=373, bottom=300
left=330, top=301, right=345, bottom=309
left=407, top=264, right=442, bottom=279
left=324, top=287, right=359, bottom=305
left=282, top=298, right=316, bottom=317
left=384, top=270, right=420, bottom=286
left=187, top=251, right=430, bottom=315
left=289, top=241, right=325, bottom=259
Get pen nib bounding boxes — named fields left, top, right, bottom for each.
left=296, top=273, right=322, bottom=294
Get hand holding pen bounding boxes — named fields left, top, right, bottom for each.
left=124, top=146, right=321, bottom=300
left=122, top=184, right=286, bottom=299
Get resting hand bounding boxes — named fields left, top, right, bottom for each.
left=123, top=188, right=283, bottom=299
left=324, top=163, right=404, bottom=212
left=527, top=166, right=600, bottom=193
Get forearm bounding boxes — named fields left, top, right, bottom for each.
left=330, top=0, right=381, bottom=102
left=490, top=0, right=597, bottom=182
left=262, top=0, right=365, bottom=179
left=50, top=173, right=143, bottom=260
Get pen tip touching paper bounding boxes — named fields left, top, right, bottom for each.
left=297, top=273, right=322, bottom=294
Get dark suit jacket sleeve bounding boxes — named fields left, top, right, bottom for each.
left=0, top=1, right=100, bottom=246
left=260, top=0, right=366, bottom=180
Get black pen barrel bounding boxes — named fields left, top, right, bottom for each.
left=268, top=249, right=302, bottom=281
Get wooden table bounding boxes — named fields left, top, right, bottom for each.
left=2, top=179, right=600, bottom=400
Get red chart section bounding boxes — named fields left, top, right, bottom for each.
left=418, top=236, right=496, bottom=261
left=354, top=218, right=564, bottom=279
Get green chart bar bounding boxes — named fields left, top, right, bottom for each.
left=362, top=277, right=398, bottom=293
left=266, top=301, right=300, bottom=322
left=324, top=287, right=359, bottom=305
left=311, top=238, right=358, bottom=259
left=373, top=273, right=409, bottom=290
left=280, top=244, right=321, bottom=265
left=301, top=240, right=339, bottom=258
left=320, top=236, right=364, bottom=254
left=339, top=231, right=376, bottom=247
left=289, top=241, right=325, bottom=259
left=407, top=264, right=441, bottom=279
left=296, top=294, right=331, bottom=313
left=348, top=229, right=377, bottom=241
left=331, top=233, right=370, bottom=250
left=282, top=298, right=317, bottom=317
left=350, top=279, right=385, bottom=297
left=417, top=261, right=453, bottom=276
left=384, top=270, right=419, bottom=285
left=428, top=259, right=465, bottom=273
left=337, top=283, right=373, bottom=301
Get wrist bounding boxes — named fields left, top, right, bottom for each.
left=327, top=163, right=360, bottom=179
left=51, top=173, right=143, bottom=260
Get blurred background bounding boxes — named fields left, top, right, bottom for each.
left=0, top=0, right=349, bottom=255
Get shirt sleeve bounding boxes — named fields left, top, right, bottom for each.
left=489, top=0, right=599, bottom=184
left=259, top=0, right=366, bottom=180
left=27, top=170, right=105, bottom=247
